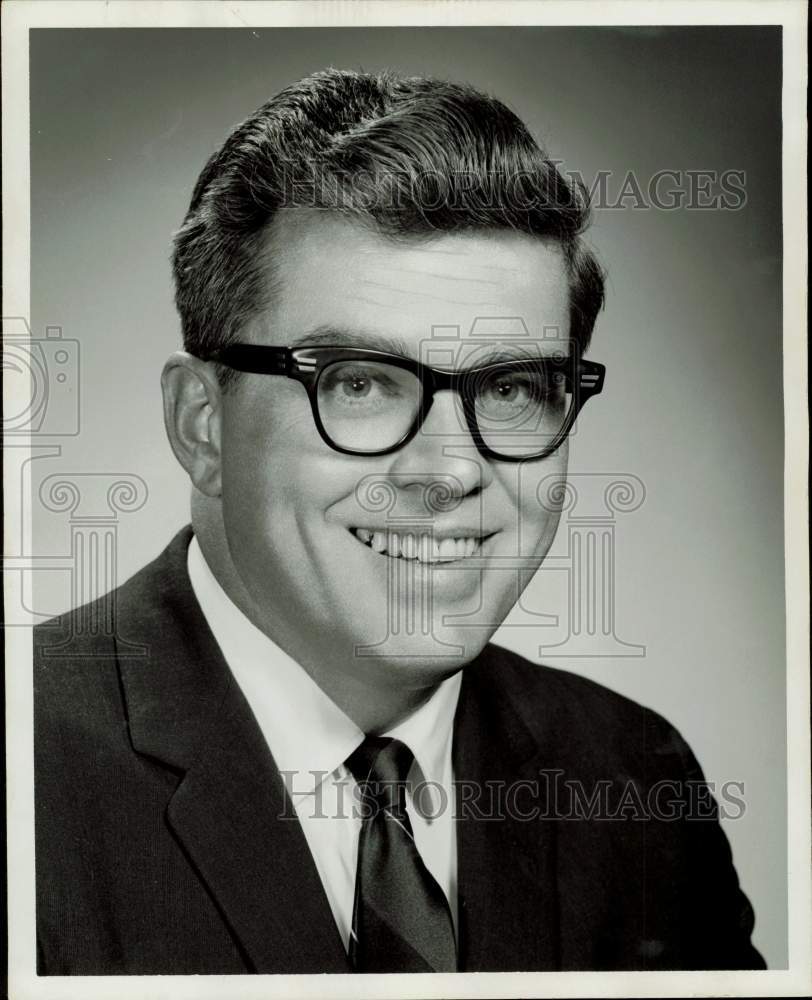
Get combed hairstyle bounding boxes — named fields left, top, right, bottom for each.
left=172, top=69, right=605, bottom=387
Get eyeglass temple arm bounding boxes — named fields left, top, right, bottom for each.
left=207, top=344, right=290, bottom=374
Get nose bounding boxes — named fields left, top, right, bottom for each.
left=387, top=390, right=493, bottom=497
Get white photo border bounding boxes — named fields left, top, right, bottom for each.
left=3, top=2, right=808, bottom=998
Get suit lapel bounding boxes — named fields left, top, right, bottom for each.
left=116, top=527, right=349, bottom=973
left=165, top=679, right=349, bottom=972
left=453, top=651, right=560, bottom=972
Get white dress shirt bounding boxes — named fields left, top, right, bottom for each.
left=187, top=536, right=461, bottom=950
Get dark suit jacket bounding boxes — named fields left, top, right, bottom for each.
left=34, top=526, right=765, bottom=974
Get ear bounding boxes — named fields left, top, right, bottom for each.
left=161, top=351, right=224, bottom=497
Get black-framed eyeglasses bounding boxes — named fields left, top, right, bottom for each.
left=205, top=344, right=605, bottom=462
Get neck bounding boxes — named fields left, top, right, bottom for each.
left=297, top=657, right=440, bottom=735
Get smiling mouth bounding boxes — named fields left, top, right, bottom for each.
left=350, top=528, right=492, bottom=564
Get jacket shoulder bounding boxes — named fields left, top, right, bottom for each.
left=474, top=643, right=696, bottom=776
left=34, top=525, right=193, bottom=655
left=34, top=525, right=194, bottom=716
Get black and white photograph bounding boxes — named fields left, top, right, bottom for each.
left=3, top=1, right=808, bottom=997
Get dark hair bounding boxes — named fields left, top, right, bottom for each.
left=172, top=69, right=605, bottom=386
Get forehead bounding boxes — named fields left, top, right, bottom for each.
left=250, top=211, right=571, bottom=357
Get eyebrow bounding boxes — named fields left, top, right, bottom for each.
left=465, top=346, right=564, bottom=365
left=288, top=326, right=569, bottom=367
left=289, top=325, right=414, bottom=357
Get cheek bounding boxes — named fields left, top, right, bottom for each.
left=220, top=415, right=363, bottom=557
left=220, top=385, right=319, bottom=518
left=500, top=443, right=569, bottom=523
left=492, top=446, right=569, bottom=561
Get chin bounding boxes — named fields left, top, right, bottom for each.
left=349, top=622, right=495, bottom=680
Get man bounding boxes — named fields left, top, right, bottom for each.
left=34, top=69, right=765, bottom=974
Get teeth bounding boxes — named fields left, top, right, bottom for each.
left=388, top=531, right=401, bottom=558
left=354, top=529, right=483, bottom=563
left=438, top=538, right=456, bottom=560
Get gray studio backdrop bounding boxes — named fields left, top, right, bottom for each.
left=27, top=27, right=785, bottom=966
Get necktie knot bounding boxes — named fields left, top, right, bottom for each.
left=346, top=736, right=414, bottom=815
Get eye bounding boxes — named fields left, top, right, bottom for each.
left=341, top=373, right=373, bottom=398
left=480, top=371, right=539, bottom=406
left=490, top=377, right=523, bottom=401
left=324, top=365, right=398, bottom=398
left=319, top=361, right=415, bottom=415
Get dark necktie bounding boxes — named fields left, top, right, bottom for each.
left=345, top=736, right=457, bottom=973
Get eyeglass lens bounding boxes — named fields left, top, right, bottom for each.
left=316, top=359, right=574, bottom=457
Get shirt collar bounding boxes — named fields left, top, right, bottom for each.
left=187, top=534, right=461, bottom=795
left=385, top=669, right=462, bottom=791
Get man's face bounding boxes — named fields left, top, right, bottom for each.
left=217, top=213, right=571, bottom=689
